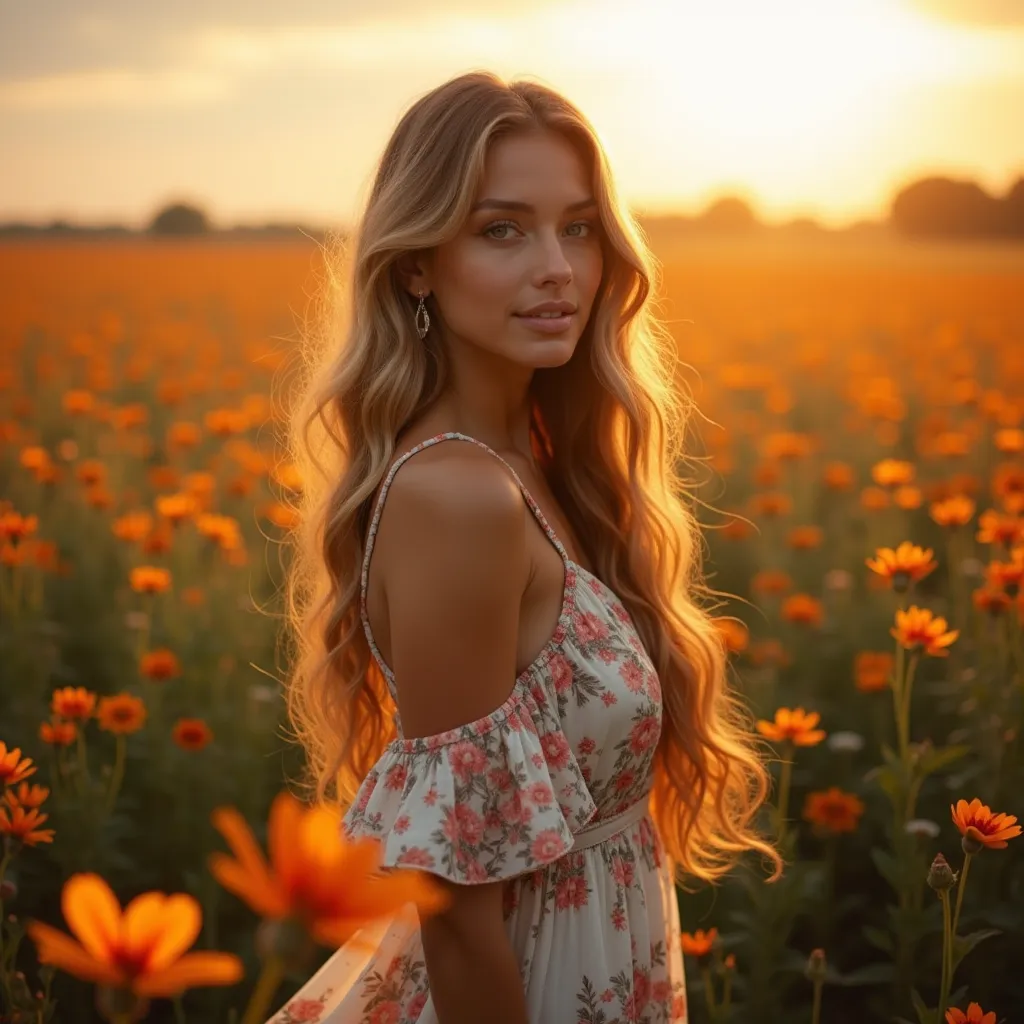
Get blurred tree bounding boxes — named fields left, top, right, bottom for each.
left=890, top=176, right=1016, bottom=238
left=148, top=202, right=210, bottom=235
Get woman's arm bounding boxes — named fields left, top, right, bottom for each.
left=377, top=447, right=533, bottom=1023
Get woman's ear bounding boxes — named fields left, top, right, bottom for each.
left=395, top=253, right=430, bottom=299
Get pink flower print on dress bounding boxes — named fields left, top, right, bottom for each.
left=578, top=736, right=597, bottom=756
left=384, top=762, right=408, bottom=790
left=442, top=803, right=484, bottom=845
left=406, top=992, right=428, bottom=1018
left=368, top=1002, right=401, bottom=1024
left=620, top=660, right=646, bottom=694
left=575, top=610, right=610, bottom=644
left=629, top=716, right=660, bottom=755
left=527, top=781, right=555, bottom=806
left=550, top=653, right=574, bottom=694
left=393, top=814, right=411, bottom=834
left=541, top=730, right=572, bottom=770
left=281, top=998, right=326, bottom=1022
left=500, top=789, right=535, bottom=825
left=555, top=873, right=590, bottom=911
left=448, top=740, right=487, bottom=781
left=531, top=828, right=566, bottom=861
left=396, top=846, right=435, bottom=869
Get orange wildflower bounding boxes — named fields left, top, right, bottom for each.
left=0, top=510, right=38, bottom=544
left=786, top=526, right=823, bottom=550
left=140, top=649, right=181, bottom=681
left=930, top=495, right=975, bottom=528
left=62, top=390, right=96, bottom=416
left=781, top=594, right=824, bottom=627
left=680, top=928, right=718, bottom=959
left=263, top=502, right=301, bottom=530
left=51, top=686, right=97, bottom=721
left=985, top=547, right=1024, bottom=594
left=823, top=461, right=854, bottom=491
left=130, top=566, right=171, bottom=594
left=748, top=639, right=791, bottom=668
left=156, top=493, right=198, bottom=525
left=209, top=791, right=449, bottom=949
left=891, top=606, right=959, bottom=657
left=871, top=459, right=914, bottom=487
left=976, top=509, right=1023, bottom=547
left=994, top=427, right=1024, bottom=454
left=713, top=617, right=749, bottom=655
left=172, top=719, right=213, bottom=752
left=3, top=782, right=50, bottom=809
left=720, top=516, right=755, bottom=541
left=866, top=542, right=937, bottom=590
left=26, top=874, right=243, bottom=1000
left=112, top=511, right=154, bottom=544
left=854, top=651, right=893, bottom=692
left=803, top=788, right=865, bottom=834
left=993, top=463, right=1024, bottom=513
left=750, top=492, right=792, bottom=518
left=750, top=570, right=792, bottom=596
left=951, top=798, right=1021, bottom=851
left=0, top=742, right=37, bottom=786
left=40, top=719, right=77, bottom=747
left=75, top=460, right=106, bottom=487
left=756, top=708, right=826, bottom=746
left=860, top=486, right=890, bottom=511
left=0, top=803, right=55, bottom=846
left=973, top=587, right=1012, bottom=615
left=893, top=485, right=923, bottom=510
left=97, top=694, right=147, bottom=735
left=945, top=1003, right=996, bottom=1024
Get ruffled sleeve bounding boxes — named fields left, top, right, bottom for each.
left=341, top=682, right=597, bottom=884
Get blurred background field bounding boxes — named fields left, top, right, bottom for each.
left=1, top=232, right=1022, bottom=1022
left=3, top=0, right=1024, bottom=1020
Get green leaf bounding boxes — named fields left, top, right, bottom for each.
left=950, top=928, right=1001, bottom=974
left=910, top=987, right=933, bottom=1024
left=863, top=926, right=894, bottom=954
left=838, top=962, right=895, bottom=986
left=870, top=846, right=902, bottom=887
left=915, top=743, right=970, bottom=778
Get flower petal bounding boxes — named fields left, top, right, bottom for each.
left=122, top=891, right=201, bottom=971
left=26, top=920, right=125, bottom=987
left=209, top=853, right=289, bottom=918
left=62, top=874, right=121, bottom=962
left=268, top=791, right=305, bottom=893
left=134, top=952, right=244, bottom=997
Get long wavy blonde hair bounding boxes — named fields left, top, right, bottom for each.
left=282, top=70, right=782, bottom=888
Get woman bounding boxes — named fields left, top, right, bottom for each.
left=278, top=71, right=781, bottom=1023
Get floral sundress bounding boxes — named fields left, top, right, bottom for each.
left=271, top=432, right=688, bottom=1024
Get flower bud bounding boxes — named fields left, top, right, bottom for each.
left=961, top=830, right=985, bottom=856
left=95, top=985, right=149, bottom=1023
left=255, top=916, right=317, bottom=974
left=804, top=948, right=827, bottom=983
left=927, top=852, right=955, bottom=892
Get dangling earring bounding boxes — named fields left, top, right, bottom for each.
left=414, top=290, right=430, bottom=339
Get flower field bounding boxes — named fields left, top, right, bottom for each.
left=0, top=237, right=1022, bottom=1023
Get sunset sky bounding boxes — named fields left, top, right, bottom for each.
left=2, top=0, right=1022, bottom=230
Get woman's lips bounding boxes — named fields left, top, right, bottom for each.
left=514, top=312, right=575, bottom=333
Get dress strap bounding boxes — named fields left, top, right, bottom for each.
left=359, top=431, right=570, bottom=685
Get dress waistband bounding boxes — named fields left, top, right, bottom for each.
left=571, top=793, right=651, bottom=852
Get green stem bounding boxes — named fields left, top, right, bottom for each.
left=241, top=956, right=285, bottom=1024
left=777, top=743, right=794, bottom=842
left=104, top=735, right=127, bottom=817
left=937, top=890, right=952, bottom=1023
left=811, top=978, right=823, bottom=1024
left=173, top=994, right=187, bottom=1024
left=949, top=852, right=973, bottom=976
left=899, top=653, right=920, bottom=759
left=893, top=638, right=908, bottom=766
left=701, top=964, right=718, bottom=1019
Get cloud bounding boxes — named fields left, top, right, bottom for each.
left=0, top=0, right=552, bottom=81
left=907, top=0, right=1024, bottom=26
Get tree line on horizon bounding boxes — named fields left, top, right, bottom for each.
left=2, top=173, right=1023, bottom=241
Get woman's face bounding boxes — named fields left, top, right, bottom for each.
left=419, top=129, right=604, bottom=370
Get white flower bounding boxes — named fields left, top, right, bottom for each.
left=905, top=819, right=940, bottom=839
left=827, top=730, right=864, bottom=753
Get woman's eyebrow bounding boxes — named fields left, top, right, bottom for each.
left=469, top=197, right=597, bottom=214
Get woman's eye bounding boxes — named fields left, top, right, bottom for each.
left=483, top=219, right=597, bottom=240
